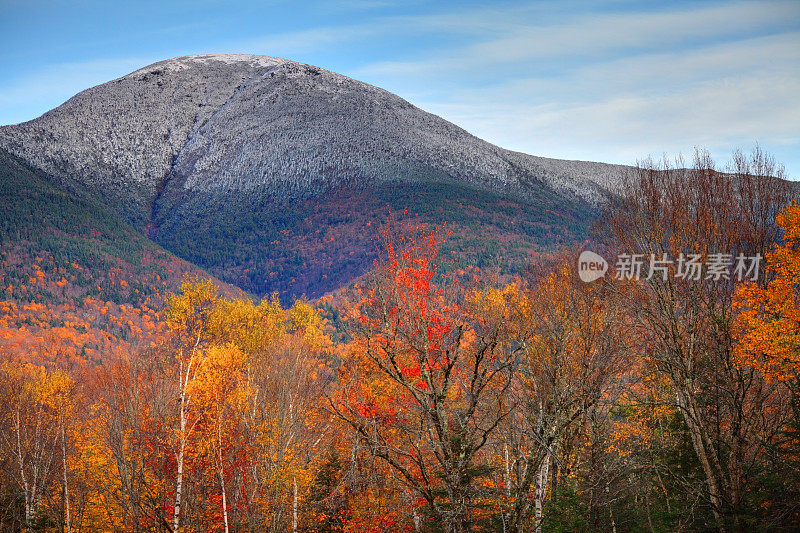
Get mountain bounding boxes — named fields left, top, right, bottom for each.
left=0, top=54, right=626, bottom=299
left=0, top=147, right=243, bottom=363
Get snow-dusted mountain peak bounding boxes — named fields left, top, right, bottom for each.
left=124, top=54, right=290, bottom=78
left=0, top=54, right=624, bottom=226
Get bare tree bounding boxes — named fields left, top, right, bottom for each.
left=605, top=147, right=791, bottom=530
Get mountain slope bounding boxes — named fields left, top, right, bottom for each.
left=0, top=54, right=626, bottom=299
left=154, top=180, right=593, bottom=297
left=0, top=148, right=241, bottom=362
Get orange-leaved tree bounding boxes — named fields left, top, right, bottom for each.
left=332, top=218, right=519, bottom=532
left=735, top=200, right=800, bottom=382
left=734, top=200, right=800, bottom=524
left=190, top=342, right=248, bottom=533
left=0, top=361, right=74, bottom=529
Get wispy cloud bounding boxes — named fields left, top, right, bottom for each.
left=1, top=0, right=798, bottom=174
left=423, top=70, right=800, bottom=160
left=340, top=0, right=800, bottom=174
left=356, top=0, right=800, bottom=77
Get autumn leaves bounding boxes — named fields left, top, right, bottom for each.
left=0, top=277, right=334, bottom=531
left=0, top=149, right=798, bottom=531
left=734, top=201, right=800, bottom=383
left=163, top=279, right=333, bottom=532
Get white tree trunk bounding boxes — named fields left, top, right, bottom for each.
left=293, top=476, right=298, bottom=533
left=219, top=422, right=229, bottom=533
left=61, top=421, right=71, bottom=533
left=173, top=430, right=186, bottom=532
left=174, top=337, right=200, bottom=533
left=14, top=409, right=35, bottom=526
left=534, top=452, right=551, bottom=533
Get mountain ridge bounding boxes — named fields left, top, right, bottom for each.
left=0, top=54, right=626, bottom=298
left=0, top=54, right=625, bottom=224
left=0, top=145, right=245, bottom=365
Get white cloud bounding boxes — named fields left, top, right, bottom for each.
left=417, top=70, right=800, bottom=168
left=1, top=0, right=797, bottom=174
left=345, top=1, right=800, bottom=174
left=357, top=0, right=800, bottom=78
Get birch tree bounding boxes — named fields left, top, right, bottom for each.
left=166, top=276, right=219, bottom=531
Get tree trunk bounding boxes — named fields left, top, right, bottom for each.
left=14, top=409, right=35, bottom=527
left=173, top=434, right=185, bottom=532
left=607, top=483, right=617, bottom=533
left=174, top=338, right=200, bottom=533
left=504, top=443, right=512, bottom=532
left=61, top=421, right=71, bottom=533
left=675, top=387, right=725, bottom=529
left=534, top=452, right=551, bottom=533
left=293, top=476, right=298, bottom=533
left=219, top=466, right=229, bottom=533
left=219, top=422, right=229, bottom=533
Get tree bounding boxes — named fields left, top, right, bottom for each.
left=332, top=219, right=518, bottom=532
left=733, top=200, right=800, bottom=525
left=605, top=147, right=791, bottom=530
left=190, top=342, right=248, bottom=533
left=0, top=361, right=72, bottom=529
left=488, top=256, right=628, bottom=532
left=165, top=276, right=219, bottom=532
left=735, top=200, right=800, bottom=382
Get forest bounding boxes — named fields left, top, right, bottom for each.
left=1, top=148, right=799, bottom=532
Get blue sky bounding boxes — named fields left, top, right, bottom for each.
left=1, top=0, right=799, bottom=176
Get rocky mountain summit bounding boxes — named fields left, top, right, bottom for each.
left=0, top=54, right=627, bottom=298
left=0, top=54, right=623, bottom=224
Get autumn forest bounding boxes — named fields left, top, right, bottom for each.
left=2, top=149, right=800, bottom=533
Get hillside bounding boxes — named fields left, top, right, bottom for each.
left=155, top=180, right=595, bottom=298
left=0, top=54, right=625, bottom=299
left=0, top=148, right=240, bottom=363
